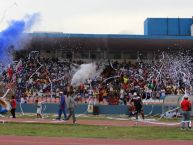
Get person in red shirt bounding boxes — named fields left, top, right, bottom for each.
left=7, top=67, right=13, bottom=81
left=180, top=95, right=192, bottom=130
left=10, top=96, right=17, bottom=118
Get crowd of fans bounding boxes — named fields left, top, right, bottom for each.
left=0, top=51, right=192, bottom=105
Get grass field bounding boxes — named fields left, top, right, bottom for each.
left=0, top=122, right=193, bottom=140
left=1, top=114, right=193, bottom=140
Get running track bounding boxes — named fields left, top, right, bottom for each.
left=0, top=117, right=181, bottom=127
left=0, top=136, right=193, bottom=145
left=0, top=118, right=192, bottom=145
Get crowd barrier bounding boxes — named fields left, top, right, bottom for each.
left=16, top=103, right=162, bottom=115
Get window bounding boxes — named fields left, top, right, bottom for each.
left=122, top=52, right=130, bottom=59
left=80, top=52, right=89, bottom=59
left=108, top=52, right=121, bottom=59
left=138, top=52, right=147, bottom=60
left=90, top=51, right=104, bottom=59
left=130, top=52, right=137, bottom=59
left=90, top=53, right=96, bottom=59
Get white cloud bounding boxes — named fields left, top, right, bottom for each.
left=0, top=0, right=193, bottom=34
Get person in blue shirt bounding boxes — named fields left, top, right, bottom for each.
left=56, top=91, right=67, bottom=120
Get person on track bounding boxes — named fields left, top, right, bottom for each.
left=130, top=92, right=145, bottom=120
left=181, top=95, right=192, bottom=130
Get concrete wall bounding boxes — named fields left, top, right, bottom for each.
left=16, top=104, right=162, bottom=115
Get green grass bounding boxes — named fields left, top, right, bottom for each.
left=1, top=114, right=193, bottom=140
left=0, top=123, right=193, bottom=140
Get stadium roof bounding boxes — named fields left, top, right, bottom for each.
left=31, top=32, right=193, bottom=39
left=29, top=33, right=193, bottom=51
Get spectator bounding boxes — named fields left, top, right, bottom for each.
left=10, top=96, right=17, bottom=118
left=2, top=52, right=193, bottom=106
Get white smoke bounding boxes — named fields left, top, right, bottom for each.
left=71, top=63, right=97, bottom=87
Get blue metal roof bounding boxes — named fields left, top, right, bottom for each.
left=30, top=32, right=193, bottom=40
left=144, top=18, right=193, bottom=36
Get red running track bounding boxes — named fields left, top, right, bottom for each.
left=0, top=136, right=193, bottom=145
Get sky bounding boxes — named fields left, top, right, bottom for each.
left=0, top=0, right=193, bottom=35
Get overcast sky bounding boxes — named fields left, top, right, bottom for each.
left=0, top=0, right=193, bottom=34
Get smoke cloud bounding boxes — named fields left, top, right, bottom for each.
left=0, top=13, right=40, bottom=65
left=71, top=63, right=97, bottom=87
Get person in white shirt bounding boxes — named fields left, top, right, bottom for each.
left=35, top=99, right=43, bottom=118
